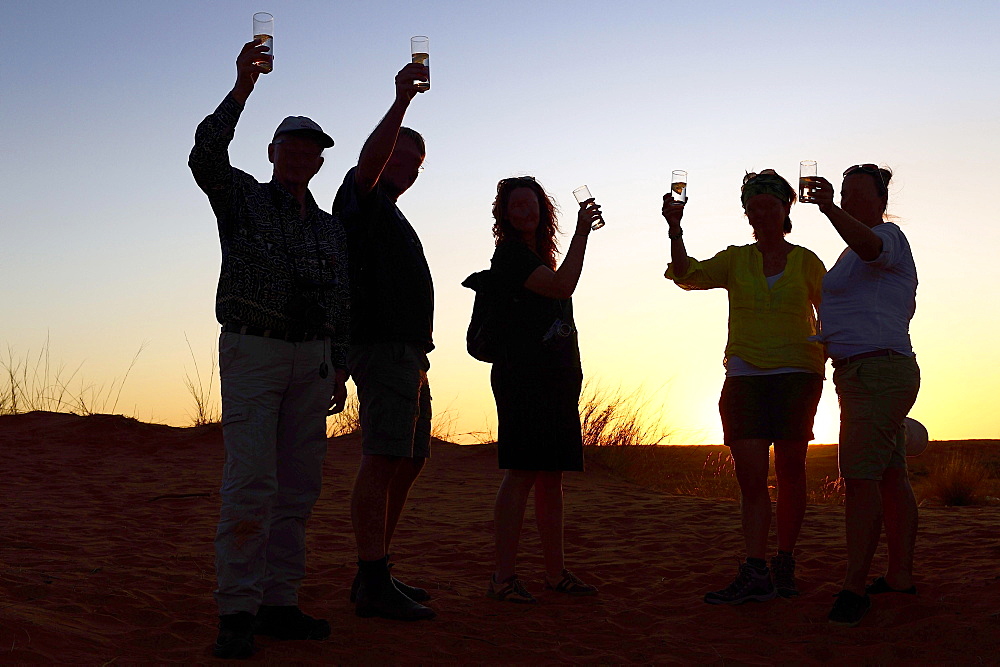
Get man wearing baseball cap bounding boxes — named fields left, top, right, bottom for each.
left=189, top=39, right=348, bottom=659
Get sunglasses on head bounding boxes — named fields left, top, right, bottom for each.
left=742, top=169, right=780, bottom=185
left=843, top=164, right=880, bottom=177
left=843, top=164, right=888, bottom=194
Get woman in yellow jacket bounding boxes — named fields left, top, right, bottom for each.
left=663, top=170, right=826, bottom=605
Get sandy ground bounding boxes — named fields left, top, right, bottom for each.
left=2, top=411, right=998, bottom=664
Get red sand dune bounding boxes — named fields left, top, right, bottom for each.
left=2, top=412, right=998, bottom=664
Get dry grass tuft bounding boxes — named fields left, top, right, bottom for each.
left=1, top=337, right=144, bottom=418
left=327, top=394, right=361, bottom=438
left=808, top=475, right=846, bottom=506
left=923, top=452, right=992, bottom=506
left=578, top=381, right=674, bottom=477
left=183, top=334, right=220, bottom=426
left=673, top=451, right=740, bottom=501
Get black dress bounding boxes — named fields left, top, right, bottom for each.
left=490, top=242, right=584, bottom=471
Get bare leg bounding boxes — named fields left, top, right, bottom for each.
left=843, top=478, right=883, bottom=595
left=534, top=471, right=565, bottom=581
left=773, top=440, right=808, bottom=553
left=729, top=439, right=772, bottom=560
left=384, top=457, right=426, bottom=552
left=879, top=466, right=917, bottom=590
left=352, top=454, right=403, bottom=561
left=493, top=470, right=536, bottom=582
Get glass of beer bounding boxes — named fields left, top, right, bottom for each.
left=410, top=36, right=430, bottom=92
left=573, top=185, right=605, bottom=230
left=799, top=160, right=818, bottom=203
left=670, top=170, right=688, bottom=203
left=253, top=12, right=274, bottom=73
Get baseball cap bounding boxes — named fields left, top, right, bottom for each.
left=272, top=116, right=334, bottom=148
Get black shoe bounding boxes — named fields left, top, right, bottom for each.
left=350, top=563, right=432, bottom=604
left=770, top=554, right=800, bottom=598
left=356, top=580, right=436, bottom=621
left=866, top=576, right=917, bottom=595
left=704, top=562, right=776, bottom=605
left=213, top=611, right=255, bottom=659
left=828, top=590, right=871, bottom=627
left=355, top=557, right=436, bottom=621
left=254, top=605, right=331, bottom=640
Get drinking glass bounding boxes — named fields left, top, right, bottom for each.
left=253, top=12, right=274, bottom=73
left=799, top=160, right=819, bottom=203
left=410, top=36, right=430, bottom=91
left=670, top=170, right=688, bottom=203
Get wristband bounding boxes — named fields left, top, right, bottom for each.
left=668, top=229, right=683, bottom=240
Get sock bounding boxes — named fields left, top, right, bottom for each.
left=746, top=557, right=768, bottom=572
left=777, top=550, right=794, bottom=558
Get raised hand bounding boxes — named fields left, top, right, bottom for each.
left=809, top=176, right=836, bottom=214
left=662, top=194, right=685, bottom=228
left=394, top=62, right=430, bottom=103
left=231, top=39, right=272, bottom=103
left=576, top=199, right=603, bottom=235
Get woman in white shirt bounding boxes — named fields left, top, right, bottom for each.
left=809, top=164, right=920, bottom=628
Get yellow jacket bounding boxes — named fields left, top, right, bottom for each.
left=666, top=244, right=826, bottom=374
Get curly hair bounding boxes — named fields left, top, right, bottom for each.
left=491, top=176, right=560, bottom=269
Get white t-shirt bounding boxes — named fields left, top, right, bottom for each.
left=815, top=222, right=917, bottom=361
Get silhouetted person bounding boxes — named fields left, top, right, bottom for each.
left=331, top=61, right=435, bottom=621
left=189, top=40, right=349, bottom=659
left=809, top=165, right=920, bottom=627
left=481, top=177, right=601, bottom=603
left=663, top=170, right=826, bottom=604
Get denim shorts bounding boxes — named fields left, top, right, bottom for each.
left=348, top=342, right=431, bottom=458
left=834, top=354, right=919, bottom=480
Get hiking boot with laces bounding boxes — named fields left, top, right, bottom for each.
left=703, top=562, right=776, bottom=605
left=487, top=574, right=537, bottom=603
left=770, top=553, right=799, bottom=598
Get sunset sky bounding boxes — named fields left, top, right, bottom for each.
left=4, top=0, right=999, bottom=444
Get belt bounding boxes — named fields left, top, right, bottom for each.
left=222, top=322, right=324, bottom=343
left=831, top=349, right=904, bottom=369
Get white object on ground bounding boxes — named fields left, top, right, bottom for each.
left=903, top=417, right=929, bottom=457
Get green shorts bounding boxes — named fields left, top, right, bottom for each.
left=348, top=342, right=432, bottom=459
left=834, top=354, right=919, bottom=480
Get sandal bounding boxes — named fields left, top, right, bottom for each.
left=866, top=576, right=917, bottom=595
left=544, top=569, right=598, bottom=596
left=487, top=574, right=537, bottom=603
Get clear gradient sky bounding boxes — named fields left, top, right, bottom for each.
left=3, top=1, right=999, bottom=443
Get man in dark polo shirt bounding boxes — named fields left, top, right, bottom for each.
left=332, top=60, right=435, bottom=621
left=189, top=40, right=350, bottom=658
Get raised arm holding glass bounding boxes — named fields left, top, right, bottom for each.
left=486, top=177, right=602, bottom=603
left=809, top=165, right=920, bottom=628
left=663, top=170, right=826, bottom=605
left=189, top=37, right=348, bottom=659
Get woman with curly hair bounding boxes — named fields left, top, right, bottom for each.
left=663, top=170, right=826, bottom=605
left=485, top=176, right=601, bottom=603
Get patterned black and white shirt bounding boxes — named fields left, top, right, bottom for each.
left=189, top=95, right=349, bottom=367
